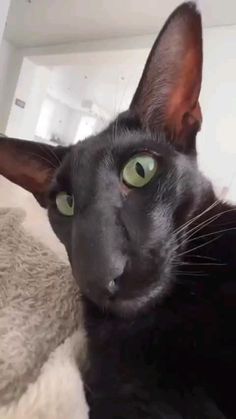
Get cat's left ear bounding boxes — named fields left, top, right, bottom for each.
left=0, top=138, right=68, bottom=207
left=130, top=2, right=203, bottom=152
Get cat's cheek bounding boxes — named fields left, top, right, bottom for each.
left=47, top=207, right=73, bottom=254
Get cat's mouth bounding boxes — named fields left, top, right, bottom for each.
left=82, top=269, right=173, bottom=318
left=75, top=248, right=175, bottom=317
left=107, top=279, right=172, bottom=317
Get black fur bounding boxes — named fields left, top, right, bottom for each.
left=0, top=2, right=235, bottom=418
left=47, top=112, right=236, bottom=419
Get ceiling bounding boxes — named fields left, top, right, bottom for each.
left=5, top=0, right=236, bottom=48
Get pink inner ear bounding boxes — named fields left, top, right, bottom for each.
left=0, top=138, right=66, bottom=205
left=0, top=148, right=54, bottom=195
left=165, top=45, right=202, bottom=140
left=129, top=2, right=203, bottom=150
left=16, top=166, right=55, bottom=194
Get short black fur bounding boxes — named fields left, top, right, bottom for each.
left=0, top=2, right=235, bottom=418
left=48, top=113, right=236, bottom=419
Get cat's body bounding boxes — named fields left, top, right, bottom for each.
left=80, top=124, right=236, bottom=419
left=83, top=215, right=235, bottom=419
left=0, top=2, right=235, bottom=418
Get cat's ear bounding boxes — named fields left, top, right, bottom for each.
left=130, top=2, right=203, bottom=152
left=0, top=138, right=68, bottom=207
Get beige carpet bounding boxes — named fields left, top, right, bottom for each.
left=0, top=176, right=67, bottom=260
left=0, top=207, right=88, bottom=419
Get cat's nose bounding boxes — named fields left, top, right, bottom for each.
left=107, top=279, right=117, bottom=295
left=75, top=250, right=127, bottom=303
left=106, top=262, right=126, bottom=297
left=107, top=277, right=120, bottom=296
left=73, top=207, right=129, bottom=302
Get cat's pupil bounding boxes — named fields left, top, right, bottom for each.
left=135, top=162, right=145, bottom=178
left=66, top=195, right=73, bottom=207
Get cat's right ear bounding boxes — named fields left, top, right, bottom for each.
left=0, top=138, right=68, bottom=207
left=130, top=2, right=203, bottom=153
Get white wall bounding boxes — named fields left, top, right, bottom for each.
left=0, top=0, right=10, bottom=45
left=0, top=1, right=13, bottom=132
left=198, top=26, right=236, bottom=201
left=0, top=40, right=23, bottom=133
left=36, top=95, right=80, bottom=144
left=6, top=58, right=51, bottom=139
left=22, top=65, right=52, bottom=139
left=45, top=51, right=146, bottom=118
left=33, top=50, right=146, bottom=145
left=36, top=91, right=109, bottom=145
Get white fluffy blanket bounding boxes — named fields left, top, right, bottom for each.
left=0, top=208, right=89, bottom=419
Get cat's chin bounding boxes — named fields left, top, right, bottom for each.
left=102, top=279, right=172, bottom=318
left=79, top=268, right=174, bottom=318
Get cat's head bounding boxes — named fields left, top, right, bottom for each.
left=0, top=2, right=212, bottom=317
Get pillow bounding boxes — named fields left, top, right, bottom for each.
left=0, top=208, right=88, bottom=418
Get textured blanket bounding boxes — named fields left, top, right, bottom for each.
left=0, top=208, right=88, bottom=418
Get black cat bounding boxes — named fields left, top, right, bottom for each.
left=0, top=2, right=235, bottom=418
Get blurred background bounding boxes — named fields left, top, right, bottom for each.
left=1, top=0, right=236, bottom=253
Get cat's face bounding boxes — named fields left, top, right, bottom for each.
left=47, top=114, right=207, bottom=316
left=0, top=2, right=206, bottom=317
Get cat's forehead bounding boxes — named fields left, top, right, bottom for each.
left=56, top=116, right=178, bottom=189
left=71, top=125, right=173, bottom=167
left=54, top=118, right=200, bottom=209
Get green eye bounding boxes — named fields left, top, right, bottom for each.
left=56, top=192, right=74, bottom=216
left=122, top=153, right=158, bottom=188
